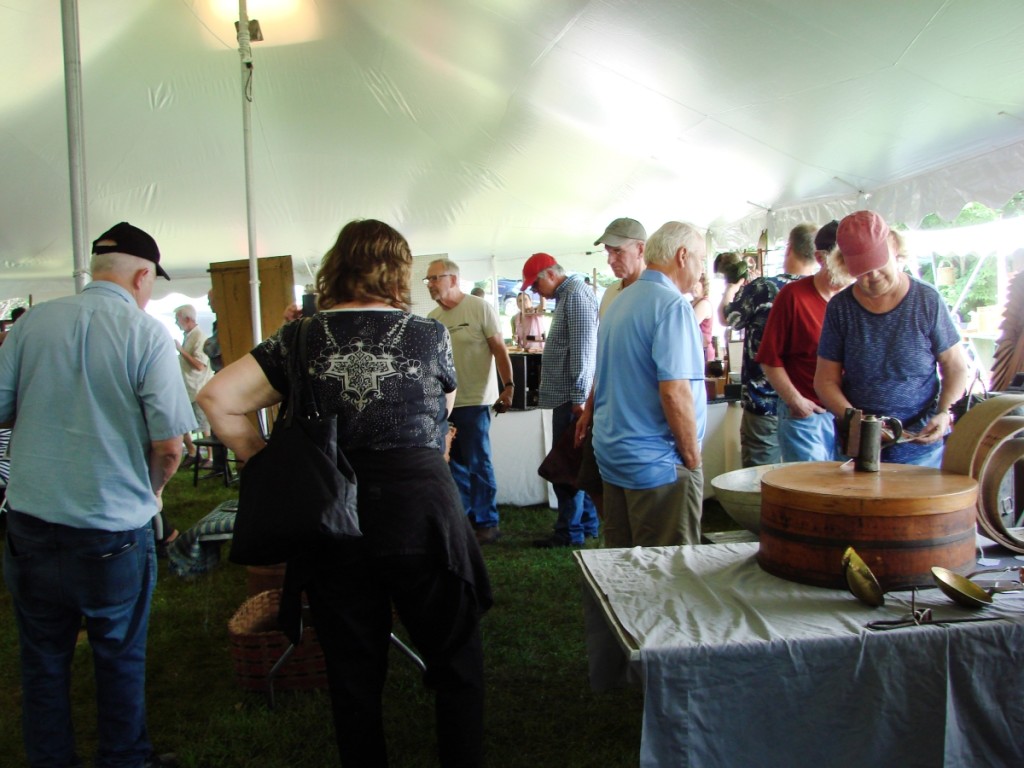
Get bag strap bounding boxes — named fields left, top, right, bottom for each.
left=276, top=318, right=307, bottom=429
left=294, top=316, right=323, bottom=421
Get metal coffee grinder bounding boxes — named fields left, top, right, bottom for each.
left=842, top=409, right=903, bottom=472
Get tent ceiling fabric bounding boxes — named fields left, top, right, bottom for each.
left=2, top=0, right=1023, bottom=300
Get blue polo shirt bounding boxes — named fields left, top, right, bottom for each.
left=0, top=281, right=196, bottom=530
left=593, top=270, right=707, bottom=489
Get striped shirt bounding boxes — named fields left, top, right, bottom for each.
left=539, top=273, right=598, bottom=408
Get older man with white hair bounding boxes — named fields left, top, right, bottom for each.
left=591, top=221, right=708, bottom=547
left=174, top=303, right=214, bottom=468
left=0, top=222, right=194, bottom=767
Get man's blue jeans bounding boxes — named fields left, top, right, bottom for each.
left=3, top=510, right=157, bottom=768
left=448, top=405, right=500, bottom=529
left=551, top=403, right=599, bottom=544
left=777, top=401, right=838, bottom=462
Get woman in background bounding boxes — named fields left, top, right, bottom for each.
left=511, top=291, right=544, bottom=351
left=690, top=273, right=715, bottom=361
left=199, top=219, right=490, bottom=768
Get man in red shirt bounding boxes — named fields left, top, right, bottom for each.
left=756, top=221, right=852, bottom=461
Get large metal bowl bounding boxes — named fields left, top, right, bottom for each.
left=709, top=462, right=797, bottom=533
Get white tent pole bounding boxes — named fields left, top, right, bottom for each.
left=489, top=254, right=499, bottom=312
left=60, top=0, right=89, bottom=293
left=237, top=1, right=262, bottom=344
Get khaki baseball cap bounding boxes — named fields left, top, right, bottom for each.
left=593, top=217, right=646, bottom=247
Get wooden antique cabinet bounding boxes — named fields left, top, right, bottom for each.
left=208, top=255, right=295, bottom=367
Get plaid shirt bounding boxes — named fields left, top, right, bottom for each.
left=539, top=273, right=598, bottom=408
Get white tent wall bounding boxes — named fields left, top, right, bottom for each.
left=714, top=140, right=1024, bottom=251
left=1, top=0, right=1023, bottom=303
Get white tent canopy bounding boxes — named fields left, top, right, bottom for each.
left=2, top=0, right=1023, bottom=301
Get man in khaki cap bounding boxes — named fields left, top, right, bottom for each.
left=575, top=217, right=648, bottom=514
left=593, top=217, right=647, bottom=318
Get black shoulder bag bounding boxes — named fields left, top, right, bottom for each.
left=229, top=318, right=361, bottom=566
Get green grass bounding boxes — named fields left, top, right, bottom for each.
left=0, top=473, right=737, bottom=767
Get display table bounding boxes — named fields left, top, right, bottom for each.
left=490, top=400, right=741, bottom=508
left=489, top=407, right=556, bottom=507
left=575, top=543, right=1024, bottom=768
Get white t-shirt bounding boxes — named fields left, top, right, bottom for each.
left=428, top=295, right=501, bottom=407
left=179, top=325, right=214, bottom=401
left=599, top=279, right=629, bottom=319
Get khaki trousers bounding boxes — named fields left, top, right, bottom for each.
left=602, top=465, right=703, bottom=548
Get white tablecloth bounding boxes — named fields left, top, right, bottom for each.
left=490, top=408, right=556, bottom=507
left=576, top=543, right=1024, bottom=768
left=701, top=400, right=742, bottom=498
left=489, top=401, right=741, bottom=508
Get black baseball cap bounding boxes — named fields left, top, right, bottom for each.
left=814, top=220, right=840, bottom=253
left=91, top=222, right=170, bottom=280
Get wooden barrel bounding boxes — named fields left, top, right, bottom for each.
left=758, top=461, right=978, bottom=590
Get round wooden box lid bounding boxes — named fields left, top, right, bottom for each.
left=759, top=461, right=978, bottom=589
left=760, top=461, right=977, bottom=515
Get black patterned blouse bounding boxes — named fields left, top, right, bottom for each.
left=251, top=309, right=456, bottom=452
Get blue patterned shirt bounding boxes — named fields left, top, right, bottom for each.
left=817, top=278, right=960, bottom=463
left=539, top=273, right=598, bottom=408
left=724, top=274, right=802, bottom=415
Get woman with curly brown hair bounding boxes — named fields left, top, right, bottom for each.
left=200, top=219, right=490, bottom=767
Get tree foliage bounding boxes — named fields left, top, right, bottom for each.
left=912, top=196, right=1022, bottom=323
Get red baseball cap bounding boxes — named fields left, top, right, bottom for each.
left=836, top=211, right=891, bottom=277
left=521, top=252, right=557, bottom=292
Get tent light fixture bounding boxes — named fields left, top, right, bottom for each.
left=234, top=19, right=264, bottom=41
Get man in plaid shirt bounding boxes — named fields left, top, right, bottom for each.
left=519, top=253, right=599, bottom=547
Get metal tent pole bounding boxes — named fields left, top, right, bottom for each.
left=237, top=1, right=262, bottom=345
left=60, top=0, right=89, bottom=293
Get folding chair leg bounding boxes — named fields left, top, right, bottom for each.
left=266, top=642, right=297, bottom=709
left=265, top=630, right=424, bottom=709
left=389, top=632, right=426, bottom=673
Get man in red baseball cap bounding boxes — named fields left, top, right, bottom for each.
left=520, top=253, right=599, bottom=547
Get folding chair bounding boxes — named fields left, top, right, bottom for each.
left=192, top=435, right=239, bottom=487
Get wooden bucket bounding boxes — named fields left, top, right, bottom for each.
left=758, top=461, right=978, bottom=590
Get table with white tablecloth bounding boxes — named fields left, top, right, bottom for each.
left=701, top=399, right=742, bottom=499
left=575, top=543, right=1024, bottom=768
left=490, top=400, right=741, bottom=508
left=490, top=407, right=556, bottom=507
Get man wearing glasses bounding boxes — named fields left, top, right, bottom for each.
left=425, top=259, right=515, bottom=545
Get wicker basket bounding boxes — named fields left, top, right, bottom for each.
left=227, top=589, right=327, bottom=692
